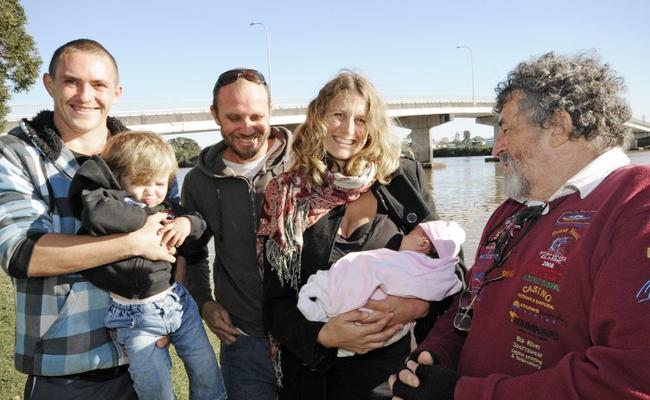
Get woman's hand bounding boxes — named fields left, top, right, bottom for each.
left=316, top=309, right=404, bottom=354
left=364, top=296, right=430, bottom=328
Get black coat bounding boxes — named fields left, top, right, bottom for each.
left=69, top=155, right=206, bottom=298
left=263, top=157, right=445, bottom=399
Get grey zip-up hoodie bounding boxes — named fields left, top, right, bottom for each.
left=182, top=126, right=292, bottom=337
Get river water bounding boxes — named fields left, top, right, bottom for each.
left=177, top=150, right=650, bottom=266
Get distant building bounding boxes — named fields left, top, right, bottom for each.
left=432, top=138, right=451, bottom=149
left=471, top=137, right=486, bottom=146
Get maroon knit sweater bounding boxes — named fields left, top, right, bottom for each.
left=417, top=165, right=650, bottom=399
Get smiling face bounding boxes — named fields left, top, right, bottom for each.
left=44, top=51, right=122, bottom=140
left=212, top=79, right=271, bottom=163
left=119, top=173, right=169, bottom=207
left=323, top=90, right=369, bottom=168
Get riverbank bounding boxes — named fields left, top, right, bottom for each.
left=432, top=147, right=493, bottom=157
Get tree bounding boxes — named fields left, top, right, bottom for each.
left=0, top=0, right=42, bottom=132
left=452, top=132, right=461, bottom=145
left=462, top=130, right=472, bottom=146
left=168, top=137, right=201, bottom=167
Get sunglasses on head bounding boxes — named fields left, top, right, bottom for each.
left=213, top=68, right=266, bottom=98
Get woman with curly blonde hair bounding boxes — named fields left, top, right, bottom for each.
left=258, top=71, right=443, bottom=399
left=291, top=71, right=401, bottom=186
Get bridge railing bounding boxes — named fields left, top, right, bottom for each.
left=5, top=97, right=498, bottom=120
left=4, top=98, right=648, bottom=135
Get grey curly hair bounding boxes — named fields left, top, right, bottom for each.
left=494, top=52, right=632, bottom=150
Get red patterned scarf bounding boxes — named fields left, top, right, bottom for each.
left=257, top=164, right=377, bottom=290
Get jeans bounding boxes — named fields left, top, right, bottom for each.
left=220, top=335, right=277, bottom=400
left=105, top=283, right=226, bottom=400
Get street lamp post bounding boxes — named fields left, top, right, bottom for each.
left=250, top=22, right=272, bottom=94
left=456, top=45, right=475, bottom=105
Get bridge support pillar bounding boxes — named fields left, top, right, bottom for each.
left=409, top=127, right=433, bottom=165
left=475, top=115, right=500, bottom=150
left=396, top=114, right=451, bottom=165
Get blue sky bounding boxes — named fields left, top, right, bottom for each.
left=9, top=0, right=650, bottom=140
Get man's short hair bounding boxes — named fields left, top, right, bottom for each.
left=211, top=68, right=270, bottom=114
left=494, top=52, right=632, bottom=150
left=48, top=38, right=119, bottom=82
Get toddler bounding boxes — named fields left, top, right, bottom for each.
left=69, top=131, right=226, bottom=400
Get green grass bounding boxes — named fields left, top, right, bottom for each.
left=0, top=273, right=23, bottom=399
left=0, top=273, right=221, bottom=399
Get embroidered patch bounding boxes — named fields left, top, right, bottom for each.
left=555, top=211, right=596, bottom=227
left=501, top=269, right=515, bottom=278
left=510, top=311, right=559, bottom=340
left=635, top=280, right=650, bottom=303
left=521, top=284, right=554, bottom=303
left=517, top=292, right=555, bottom=311
left=548, top=236, right=570, bottom=255
left=538, top=235, right=573, bottom=268
left=529, top=263, right=564, bottom=282
left=523, top=274, right=560, bottom=292
left=538, top=250, right=567, bottom=266
left=552, top=227, right=581, bottom=240
left=511, top=300, right=563, bottom=324
left=510, top=335, right=544, bottom=370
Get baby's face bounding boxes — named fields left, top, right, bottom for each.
left=400, top=226, right=431, bottom=253
left=119, top=173, right=169, bottom=207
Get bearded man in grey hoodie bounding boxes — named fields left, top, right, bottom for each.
left=182, top=68, right=292, bottom=400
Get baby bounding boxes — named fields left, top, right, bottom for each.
left=297, top=220, right=465, bottom=357
left=68, top=131, right=226, bottom=400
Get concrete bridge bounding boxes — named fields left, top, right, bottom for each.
left=5, top=99, right=650, bottom=164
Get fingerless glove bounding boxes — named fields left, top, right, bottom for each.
left=392, top=364, right=459, bottom=400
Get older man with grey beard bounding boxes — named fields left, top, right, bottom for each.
left=498, top=152, right=531, bottom=199
left=389, top=52, right=650, bottom=400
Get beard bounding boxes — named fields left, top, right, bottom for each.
left=223, top=128, right=270, bottom=161
left=500, top=152, right=531, bottom=199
